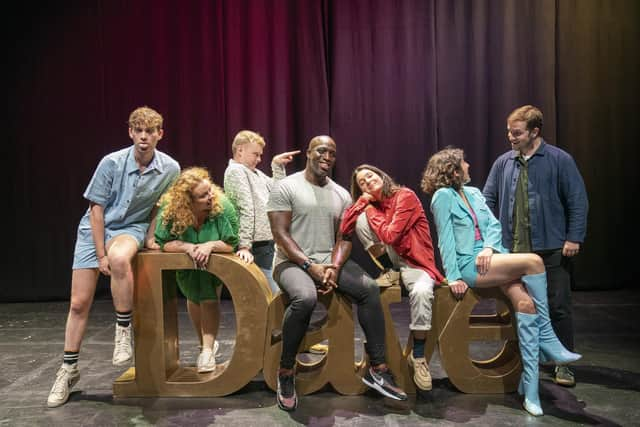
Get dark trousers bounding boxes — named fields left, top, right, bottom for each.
left=273, top=259, right=386, bottom=369
left=537, top=249, right=575, bottom=351
left=252, top=240, right=274, bottom=270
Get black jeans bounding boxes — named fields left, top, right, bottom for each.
left=273, top=259, right=386, bottom=369
left=537, top=249, right=575, bottom=351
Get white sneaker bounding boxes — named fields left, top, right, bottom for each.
left=198, top=340, right=219, bottom=358
left=47, top=363, right=80, bottom=408
left=112, top=324, right=133, bottom=366
left=213, top=340, right=220, bottom=359
left=197, top=348, right=216, bottom=373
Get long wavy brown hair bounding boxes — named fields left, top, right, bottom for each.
left=420, top=147, right=465, bottom=194
left=158, top=167, right=223, bottom=236
left=349, top=164, right=402, bottom=201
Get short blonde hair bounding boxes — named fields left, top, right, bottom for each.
left=232, top=130, right=265, bottom=155
left=128, top=106, right=163, bottom=131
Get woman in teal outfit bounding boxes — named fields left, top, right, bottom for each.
left=421, top=147, right=580, bottom=416
left=155, top=167, right=238, bottom=373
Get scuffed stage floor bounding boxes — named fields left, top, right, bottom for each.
left=1, top=289, right=639, bottom=426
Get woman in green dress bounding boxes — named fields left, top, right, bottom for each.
left=155, top=167, right=238, bottom=373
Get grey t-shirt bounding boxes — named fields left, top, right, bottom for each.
left=266, top=171, right=352, bottom=268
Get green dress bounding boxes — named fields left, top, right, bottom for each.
left=155, top=196, right=239, bottom=303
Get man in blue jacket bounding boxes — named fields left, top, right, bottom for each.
left=483, top=105, right=588, bottom=387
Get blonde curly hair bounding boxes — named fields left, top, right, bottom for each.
left=128, top=106, right=163, bottom=131
left=420, top=147, right=465, bottom=194
left=158, top=167, right=224, bottom=236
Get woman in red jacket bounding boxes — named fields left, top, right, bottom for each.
left=340, top=164, right=444, bottom=393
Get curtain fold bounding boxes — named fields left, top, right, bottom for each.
left=4, top=0, right=638, bottom=300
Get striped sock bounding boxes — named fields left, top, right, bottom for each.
left=413, top=338, right=426, bottom=358
left=63, top=351, right=79, bottom=366
left=116, top=310, right=132, bottom=327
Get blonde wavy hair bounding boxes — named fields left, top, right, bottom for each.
left=158, top=167, right=224, bottom=236
left=128, top=106, right=163, bottom=131
left=420, top=147, right=465, bottom=194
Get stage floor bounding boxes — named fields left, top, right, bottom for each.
left=1, top=289, right=639, bottom=426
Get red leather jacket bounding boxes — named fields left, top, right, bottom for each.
left=340, top=187, right=444, bottom=283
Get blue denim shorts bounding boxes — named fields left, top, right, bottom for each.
left=72, top=224, right=146, bottom=269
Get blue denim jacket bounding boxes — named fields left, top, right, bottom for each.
left=482, top=140, right=588, bottom=252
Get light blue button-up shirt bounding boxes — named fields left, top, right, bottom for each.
left=78, top=146, right=180, bottom=233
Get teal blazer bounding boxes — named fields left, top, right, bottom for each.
left=430, top=186, right=507, bottom=284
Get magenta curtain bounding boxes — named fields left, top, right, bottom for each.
left=5, top=0, right=639, bottom=300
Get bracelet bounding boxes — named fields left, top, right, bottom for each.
left=300, top=259, right=312, bottom=271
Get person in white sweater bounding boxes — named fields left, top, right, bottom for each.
left=223, top=130, right=299, bottom=295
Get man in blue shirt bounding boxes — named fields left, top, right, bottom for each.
left=483, top=105, right=588, bottom=387
left=47, top=106, right=180, bottom=408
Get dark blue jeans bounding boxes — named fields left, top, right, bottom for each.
left=252, top=241, right=279, bottom=294
left=273, top=259, right=386, bottom=369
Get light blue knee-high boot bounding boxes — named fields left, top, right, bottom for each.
left=516, top=312, right=543, bottom=416
left=522, top=272, right=581, bottom=365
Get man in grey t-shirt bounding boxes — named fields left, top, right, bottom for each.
left=266, top=135, right=407, bottom=412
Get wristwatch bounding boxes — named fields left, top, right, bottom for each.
left=300, top=259, right=312, bottom=271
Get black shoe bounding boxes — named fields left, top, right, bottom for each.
left=276, top=371, right=298, bottom=411
left=362, top=366, right=408, bottom=401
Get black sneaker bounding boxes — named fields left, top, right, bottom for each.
left=276, top=371, right=298, bottom=411
left=362, top=366, right=408, bottom=401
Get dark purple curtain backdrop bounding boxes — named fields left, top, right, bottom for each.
left=4, top=0, right=639, bottom=301
left=434, top=0, right=558, bottom=182
left=329, top=0, right=438, bottom=190
left=556, top=0, right=640, bottom=290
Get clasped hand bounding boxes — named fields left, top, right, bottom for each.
left=308, top=263, right=339, bottom=295
left=188, top=242, right=214, bottom=269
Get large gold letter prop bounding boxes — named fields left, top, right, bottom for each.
left=434, top=286, right=521, bottom=393
left=113, top=252, right=271, bottom=397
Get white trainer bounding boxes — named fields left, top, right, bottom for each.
left=198, top=340, right=219, bottom=358
left=47, top=363, right=80, bottom=408
left=213, top=340, right=220, bottom=359
left=112, top=324, right=133, bottom=366
left=197, top=348, right=216, bottom=373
